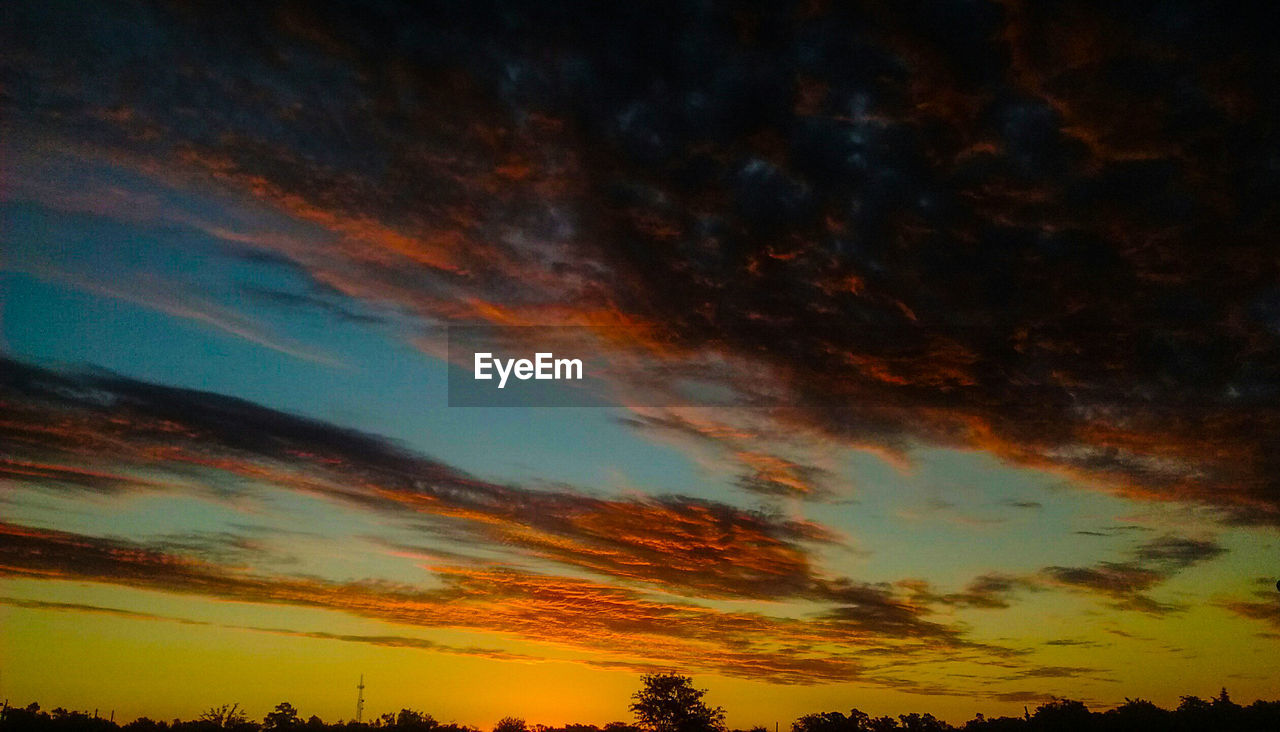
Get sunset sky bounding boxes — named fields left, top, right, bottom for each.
left=2, top=0, right=1278, bottom=727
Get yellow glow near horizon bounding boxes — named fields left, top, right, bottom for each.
left=4, top=576, right=1278, bottom=728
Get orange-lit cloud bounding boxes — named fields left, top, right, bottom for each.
left=0, top=521, right=1006, bottom=688
left=0, top=359, right=907, bottom=625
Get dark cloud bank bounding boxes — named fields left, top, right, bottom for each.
left=4, top=0, right=1279, bottom=524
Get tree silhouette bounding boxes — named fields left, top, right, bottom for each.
left=1105, top=698, right=1169, bottom=730
left=263, top=702, right=300, bottom=729
left=495, top=717, right=529, bottom=732
left=792, top=710, right=869, bottom=732
left=1020, top=699, right=1086, bottom=732
left=390, top=709, right=440, bottom=730
left=896, top=713, right=947, bottom=732
left=199, top=704, right=249, bottom=729
left=630, top=674, right=725, bottom=732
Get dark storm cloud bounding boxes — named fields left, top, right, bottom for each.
left=949, top=573, right=1039, bottom=609
left=5, top=0, right=1277, bottom=522
left=900, top=573, right=1039, bottom=611
left=991, top=691, right=1046, bottom=704
left=1220, top=578, right=1280, bottom=633
left=1042, top=639, right=1101, bottom=649
left=816, top=579, right=971, bottom=644
left=1041, top=565, right=1178, bottom=614
left=899, top=535, right=1226, bottom=615
left=147, top=531, right=270, bottom=564
left=1131, top=536, right=1228, bottom=568
left=1004, top=665, right=1105, bottom=681
left=1041, top=536, right=1226, bottom=614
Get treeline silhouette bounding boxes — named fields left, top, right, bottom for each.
left=3, top=675, right=1279, bottom=732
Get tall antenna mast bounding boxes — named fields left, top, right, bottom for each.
left=356, top=674, right=366, bottom=723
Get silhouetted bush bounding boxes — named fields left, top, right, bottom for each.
left=493, top=717, right=527, bottom=732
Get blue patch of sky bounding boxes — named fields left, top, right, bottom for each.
left=0, top=199, right=721, bottom=501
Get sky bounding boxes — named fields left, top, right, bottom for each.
left=1, top=0, right=1279, bottom=726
